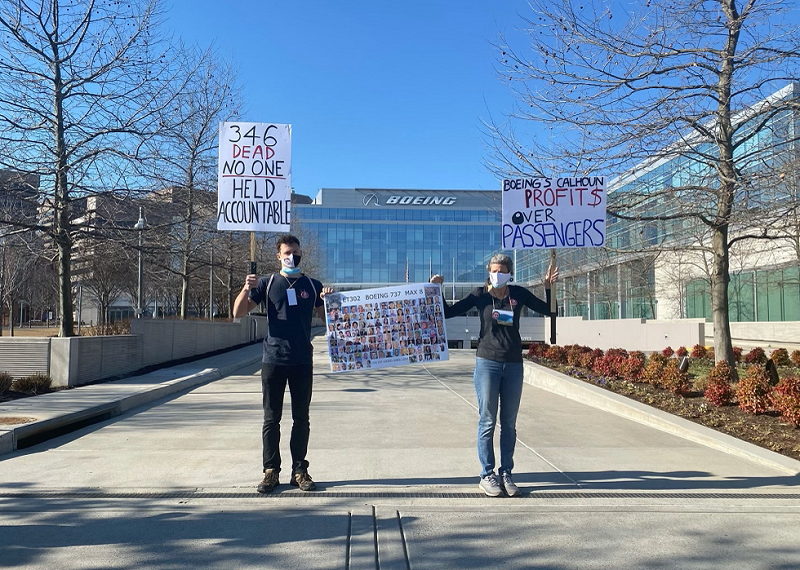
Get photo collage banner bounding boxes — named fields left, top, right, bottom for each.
left=323, top=283, right=449, bottom=373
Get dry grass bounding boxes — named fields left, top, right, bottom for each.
left=0, top=327, right=60, bottom=338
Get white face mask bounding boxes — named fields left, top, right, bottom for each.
left=489, top=272, right=512, bottom=288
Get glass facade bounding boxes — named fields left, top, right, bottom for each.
left=686, top=266, right=800, bottom=322
left=293, top=189, right=505, bottom=300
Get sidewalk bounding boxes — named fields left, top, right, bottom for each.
left=1, top=339, right=800, bottom=569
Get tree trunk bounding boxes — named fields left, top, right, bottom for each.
left=710, top=0, right=740, bottom=369
left=711, top=225, right=735, bottom=367
left=9, top=295, right=15, bottom=337
left=52, top=19, right=74, bottom=338
left=56, top=233, right=74, bottom=337
left=226, top=266, right=234, bottom=319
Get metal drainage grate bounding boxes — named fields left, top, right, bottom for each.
left=1, top=491, right=800, bottom=500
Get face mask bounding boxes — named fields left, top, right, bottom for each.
left=281, top=254, right=302, bottom=274
left=489, top=272, right=512, bottom=288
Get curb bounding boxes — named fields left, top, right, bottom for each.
left=523, top=360, right=800, bottom=476
left=0, top=354, right=262, bottom=456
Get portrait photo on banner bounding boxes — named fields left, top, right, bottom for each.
left=323, top=283, right=449, bottom=373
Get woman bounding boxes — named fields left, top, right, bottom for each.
left=431, top=253, right=557, bottom=497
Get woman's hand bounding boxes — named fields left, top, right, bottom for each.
left=429, top=274, right=444, bottom=285
left=320, top=287, right=334, bottom=298
left=544, top=263, right=559, bottom=289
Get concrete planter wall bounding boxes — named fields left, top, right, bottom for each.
left=542, top=316, right=706, bottom=352
left=0, top=316, right=266, bottom=387
left=0, top=338, right=50, bottom=377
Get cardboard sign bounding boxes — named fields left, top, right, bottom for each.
left=217, top=122, right=291, bottom=232
left=501, top=176, right=607, bottom=249
left=324, top=283, right=449, bottom=373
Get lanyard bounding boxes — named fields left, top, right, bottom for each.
left=491, top=290, right=511, bottom=311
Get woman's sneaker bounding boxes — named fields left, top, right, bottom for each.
left=500, top=472, right=521, bottom=497
left=479, top=473, right=503, bottom=497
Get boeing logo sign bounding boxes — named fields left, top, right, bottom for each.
left=363, top=193, right=380, bottom=206
left=385, top=195, right=457, bottom=206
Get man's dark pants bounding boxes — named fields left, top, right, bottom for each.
left=261, top=363, right=313, bottom=473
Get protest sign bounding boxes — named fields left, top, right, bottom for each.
left=217, top=122, right=291, bottom=232
left=324, top=283, right=449, bottom=373
left=501, top=176, right=607, bottom=250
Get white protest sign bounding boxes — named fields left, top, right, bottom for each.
left=501, top=176, right=607, bottom=250
left=217, top=122, right=291, bottom=232
left=323, top=283, right=449, bottom=373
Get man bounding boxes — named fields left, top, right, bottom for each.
left=233, top=235, right=332, bottom=493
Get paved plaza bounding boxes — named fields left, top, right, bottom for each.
left=1, top=340, right=800, bottom=569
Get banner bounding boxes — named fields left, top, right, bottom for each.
left=217, top=122, right=291, bottom=232
left=501, top=176, right=606, bottom=250
left=323, top=283, right=449, bottom=373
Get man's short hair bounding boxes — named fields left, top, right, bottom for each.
left=276, top=234, right=301, bottom=251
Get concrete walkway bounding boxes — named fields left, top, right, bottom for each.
left=1, top=339, right=800, bottom=569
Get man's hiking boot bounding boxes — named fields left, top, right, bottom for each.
left=257, top=468, right=279, bottom=494
left=291, top=469, right=317, bottom=491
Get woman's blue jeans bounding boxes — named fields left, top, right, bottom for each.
left=473, top=357, right=523, bottom=477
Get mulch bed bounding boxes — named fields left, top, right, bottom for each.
left=530, top=358, right=800, bottom=462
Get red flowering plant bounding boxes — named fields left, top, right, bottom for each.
left=619, top=351, right=646, bottom=381
left=771, top=377, right=800, bottom=426
left=661, top=359, right=691, bottom=396
left=545, top=344, right=567, bottom=364
left=791, top=350, right=800, bottom=368
left=704, top=361, right=736, bottom=407
left=770, top=348, right=791, bottom=367
left=527, top=343, right=548, bottom=359
left=593, top=348, right=629, bottom=378
left=577, top=348, right=602, bottom=369
left=690, top=344, right=707, bottom=359
left=676, top=346, right=689, bottom=358
left=565, top=344, right=590, bottom=367
left=737, top=365, right=773, bottom=414
left=661, top=346, right=674, bottom=358
left=744, top=347, right=767, bottom=365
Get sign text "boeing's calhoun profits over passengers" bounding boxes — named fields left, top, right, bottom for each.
left=217, top=122, right=291, bottom=232
left=501, top=176, right=606, bottom=250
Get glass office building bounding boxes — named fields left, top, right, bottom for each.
left=515, top=82, right=800, bottom=322
left=293, top=188, right=504, bottom=298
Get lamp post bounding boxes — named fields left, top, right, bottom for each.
left=134, top=206, right=145, bottom=318
left=209, top=247, right=214, bottom=321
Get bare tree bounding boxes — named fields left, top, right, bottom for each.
left=144, top=49, right=241, bottom=319
left=81, top=241, right=131, bottom=333
left=0, top=0, right=189, bottom=336
left=488, top=0, right=800, bottom=366
left=0, top=235, right=37, bottom=335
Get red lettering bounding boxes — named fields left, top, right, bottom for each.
left=532, top=189, right=542, bottom=207
left=556, top=188, right=568, bottom=206
left=233, top=144, right=241, bottom=158
left=252, top=145, right=263, bottom=159
left=590, top=188, right=603, bottom=206
left=524, top=188, right=533, bottom=208
left=576, top=187, right=587, bottom=205
left=544, top=188, right=555, bottom=206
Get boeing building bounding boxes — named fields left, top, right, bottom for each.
left=293, top=188, right=504, bottom=299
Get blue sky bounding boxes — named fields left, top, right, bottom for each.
left=165, top=0, right=529, bottom=198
